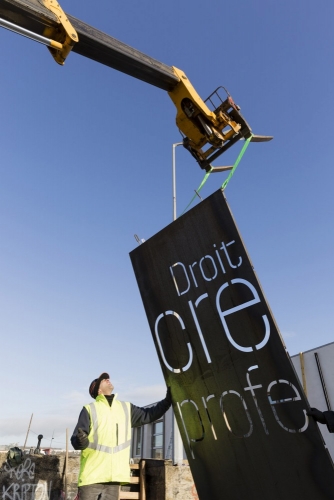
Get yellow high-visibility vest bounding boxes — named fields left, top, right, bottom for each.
left=78, top=395, right=131, bottom=486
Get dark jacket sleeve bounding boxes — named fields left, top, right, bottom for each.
left=323, top=411, right=334, bottom=433
left=131, top=388, right=172, bottom=428
left=71, top=407, right=91, bottom=450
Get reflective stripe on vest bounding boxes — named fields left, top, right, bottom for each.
left=87, top=400, right=131, bottom=454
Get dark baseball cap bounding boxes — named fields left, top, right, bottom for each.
left=89, top=372, right=110, bottom=399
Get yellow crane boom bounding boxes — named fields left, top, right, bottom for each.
left=0, top=0, right=272, bottom=171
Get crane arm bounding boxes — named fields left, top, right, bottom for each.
left=0, top=0, right=179, bottom=90
left=0, top=0, right=272, bottom=170
left=69, top=14, right=179, bottom=92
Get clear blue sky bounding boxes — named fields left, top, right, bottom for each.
left=0, top=0, right=333, bottom=449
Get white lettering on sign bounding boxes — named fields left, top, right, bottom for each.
left=220, top=390, right=253, bottom=438
left=199, top=256, right=218, bottom=282
left=202, top=395, right=217, bottom=440
left=244, top=365, right=269, bottom=435
left=160, top=235, right=308, bottom=460
left=220, top=241, right=242, bottom=269
left=177, top=400, right=205, bottom=459
left=170, top=262, right=191, bottom=296
left=216, top=279, right=270, bottom=352
left=155, top=277, right=270, bottom=373
left=174, top=365, right=309, bottom=459
left=154, top=311, right=193, bottom=373
left=188, top=294, right=212, bottom=364
left=268, top=379, right=308, bottom=433
left=169, top=241, right=242, bottom=295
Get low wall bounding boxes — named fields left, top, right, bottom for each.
left=0, top=453, right=197, bottom=500
left=0, top=452, right=79, bottom=500
left=145, top=460, right=198, bottom=500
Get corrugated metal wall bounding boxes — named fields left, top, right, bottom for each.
left=292, top=342, right=334, bottom=459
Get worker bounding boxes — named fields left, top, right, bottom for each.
left=307, top=407, right=334, bottom=433
left=71, top=372, right=172, bottom=500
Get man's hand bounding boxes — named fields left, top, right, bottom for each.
left=306, top=407, right=326, bottom=424
left=77, top=427, right=89, bottom=448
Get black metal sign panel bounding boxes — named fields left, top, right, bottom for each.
left=130, top=189, right=334, bottom=500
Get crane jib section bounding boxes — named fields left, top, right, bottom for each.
left=0, top=0, right=179, bottom=91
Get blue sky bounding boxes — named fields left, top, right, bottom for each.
left=0, top=0, right=333, bottom=449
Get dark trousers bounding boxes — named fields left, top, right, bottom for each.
left=78, top=483, right=120, bottom=500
